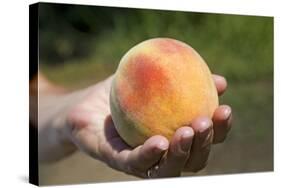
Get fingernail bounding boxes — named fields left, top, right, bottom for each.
left=180, top=128, right=194, bottom=152
left=156, top=140, right=169, bottom=152
left=223, top=106, right=232, bottom=120
left=198, top=118, right=212, bottom=134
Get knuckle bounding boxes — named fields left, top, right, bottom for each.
left=190, top=161, right=208, bottom=173
left=125, top=164, right=145, bottom=178
left=213, top=134, right=227, bottom=144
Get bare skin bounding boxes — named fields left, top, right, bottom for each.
left=35, top=73, right=232, bottom=178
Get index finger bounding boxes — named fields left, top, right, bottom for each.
left=123, top=135, right=169, bottom=177
left=212, top=74, right=227, bottom=96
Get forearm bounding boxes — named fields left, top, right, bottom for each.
left=38, top=94, right=74, bottom=162
left=38, top=87, right=92, bottom=162
left=30, top=72, right=75, bottom=162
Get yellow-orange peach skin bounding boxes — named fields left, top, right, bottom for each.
left=110, top=38, right=218, bottom=147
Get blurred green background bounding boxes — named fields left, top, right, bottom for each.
left=38, top=3, right=273, bottom=185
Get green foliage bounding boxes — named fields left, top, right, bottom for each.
left=39, top=3, right=273, bottom=83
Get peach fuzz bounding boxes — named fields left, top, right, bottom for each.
left=110, top=38, right=218, bottom=147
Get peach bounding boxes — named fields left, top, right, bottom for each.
left=110, top=38, right=218, bottom=147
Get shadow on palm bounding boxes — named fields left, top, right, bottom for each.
left=104, top=115, right=132, bottom=153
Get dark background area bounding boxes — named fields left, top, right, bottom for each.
left=38, top=3, right=273, bottom=185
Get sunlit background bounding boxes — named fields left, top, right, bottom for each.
left=38, top=3, right=273, bottom=185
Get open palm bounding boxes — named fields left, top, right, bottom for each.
left=66, top=74, right=232, bottom=178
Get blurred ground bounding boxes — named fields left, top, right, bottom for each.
left=38, top=3, right=273, bottom=185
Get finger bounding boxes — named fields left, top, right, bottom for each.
left=150, top=126, right=194, bottom=178
left=212, top=105, right=232, bottom=144
left=213, top=74, right=227, bottom=96
left=123, top=135, right=169, bottom=177
left=184, top=117, right=213, bottom=172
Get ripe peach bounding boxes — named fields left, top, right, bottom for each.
left=110, top=38, right=218, bottom=147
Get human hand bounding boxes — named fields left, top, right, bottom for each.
left=65, top=74, right=232, bottom=178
